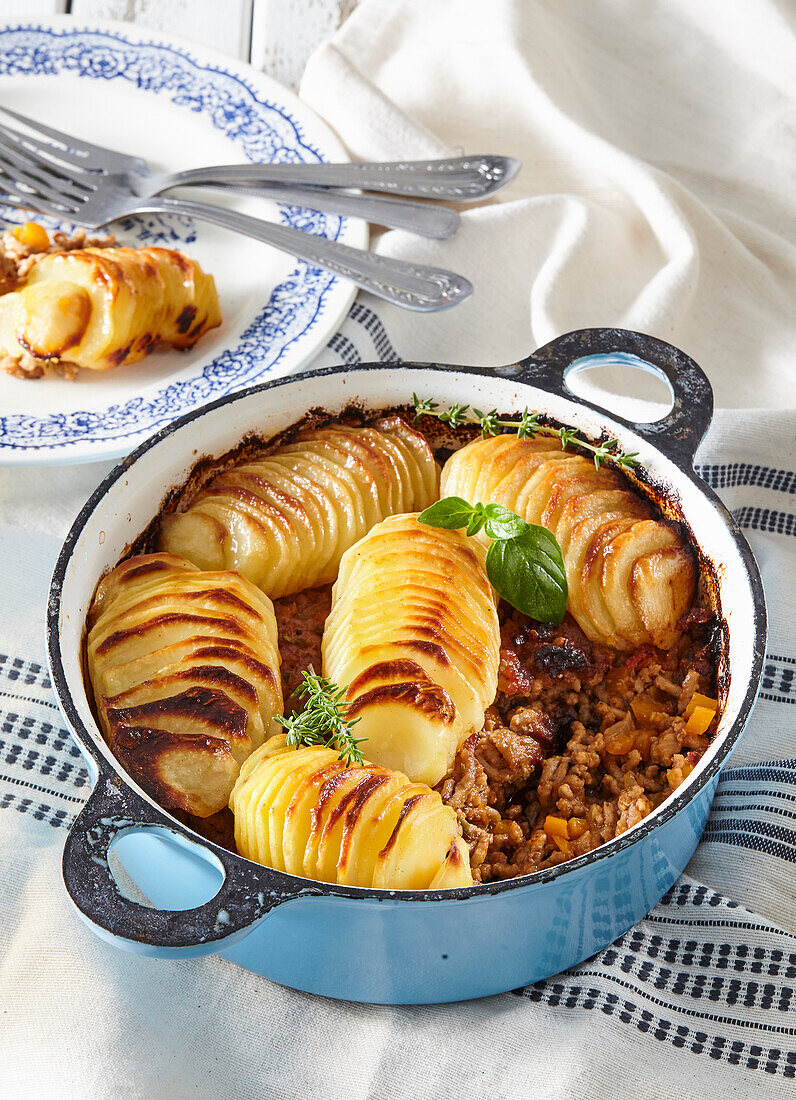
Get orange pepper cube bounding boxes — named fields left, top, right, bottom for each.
left=605, top=729, right=635, bottom=755
left=631, top=695, right=658, bottom=723
left=683, top=692, right=717, bottom=720
left=567, top=817, right=588, bottom=839
left=544, top=815, right=569, bottom=839
left=685, top=705, right=716, bottom=737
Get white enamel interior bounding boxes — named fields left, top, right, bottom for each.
left=53, top=366, right=762, bottom=845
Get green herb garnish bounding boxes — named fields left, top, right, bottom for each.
left=412, top=394, right=639, bottom=471
left=418, top=497, right=568, bottom=624
left=275, top=671, right=365, bottom=767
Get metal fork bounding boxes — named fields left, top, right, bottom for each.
left=0, top=134, right=472, bottom=311
left=0, top=106, right=519, bottom=203
left=0, top=116, right=457, bottom=241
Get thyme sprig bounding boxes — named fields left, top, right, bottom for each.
left=412, top=394, right=639, bottom=471
left=275, top=671, right=365, bottom=767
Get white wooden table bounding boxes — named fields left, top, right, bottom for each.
left=0, top=0, right=357, bottom=89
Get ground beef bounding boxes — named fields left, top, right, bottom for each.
left=272, top=584, right=333, bottom=708
left=498, top=609, right=614, bottom=697
left=439, top=605, right=719, bottom=882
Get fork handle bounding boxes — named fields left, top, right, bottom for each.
left=149, top=180, right=459, bottom=239
left=157, top=156, right=520, bottom=202
left=145, top=196, right=472, bottom=311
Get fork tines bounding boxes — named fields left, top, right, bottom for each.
left=0, top=127, right=93, bottom=216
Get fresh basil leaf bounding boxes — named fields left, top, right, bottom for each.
left=483, top=503, right=529, bottom=541
left=486, top=524, right=568, bottom=624
left=466, top=509, right=486, bottom=537
left=417, top=497, right=476, bottom=530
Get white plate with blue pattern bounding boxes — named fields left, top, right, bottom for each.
left=0, top=18, right=366, bottom=465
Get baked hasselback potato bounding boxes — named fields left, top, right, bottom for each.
left=87, top=553, right=282, bottom=817
left=230, top=735, right=472, bottom=889
left=322, top=513, right=500, bottom=786
left=0, top=245, right=220, bottom=374
left=440, top=434, right=695, bottom=650
left=159, top=417, right=440, bottom=599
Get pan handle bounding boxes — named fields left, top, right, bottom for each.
left=514, top=328, right=714, bottom=467
left=62, top=758, right=315, bottom=955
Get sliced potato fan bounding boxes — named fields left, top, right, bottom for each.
left=0, top=247, right=220, bottom=372
left=230, top=736, right=472, bottom=889
left=441, top=434, right=695, bottom=649
left=159, top=416, right=440, bottom=599
left=87, top=553, right=282, bottom=817
left=322, top=513, right=500, bottom=786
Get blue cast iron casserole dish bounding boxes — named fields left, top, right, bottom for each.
left=47, top=328, right=766, bottom=1004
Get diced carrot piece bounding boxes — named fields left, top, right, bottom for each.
left=631, top=695, right=659, bottom=723
left=13, top=222, right=49, bottom=250
left=568, top=817, right=588, bottom=839
left=605, top=730, right=635, bottom=754
left=544, top=815, right=569, bottom=839
left=685, top=706, right=716, bottom=737
left=683, top=692, right=717, bottom=719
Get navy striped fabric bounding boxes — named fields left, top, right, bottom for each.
left=521, top=879, right=796, bottom=1076
left=694, top=463, right=796, bottom=495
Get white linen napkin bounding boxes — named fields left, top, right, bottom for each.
left=301, top=0, right=796, bottom=412
left=2, top=1, right=795, bottom=1096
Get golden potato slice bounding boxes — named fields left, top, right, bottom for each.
left=429, top=837, right=472, bottom=889
left=564, top=511, right=635, bottom=643
left=0, top=246, right=220, bottom=373
left=229, top=737, right=472, bottom=889
left=375, top=415, right=439, bottom=502
left=601, top=521, right=688, bottom=648
left=152, top=511, right=227, bottom=572
left=0, top=279, right=90, bottom=360
left=87, top=553, right=282, bottom=818
left=555, top=490, right=646, bottom=558
left=580, top=516, right=642, bottom=646
left=159, top=420, right=440, bottom=599
left=439, top=433, right=694, bottom=649
left=631, top=544, right=696, bottom=649
left=540, top=469, right=621, bottom=530
left=282, top=758, right=351, bottom=877
left=322, top=514, right=499, bottom=786
left=115, top=727, right=238, bottom=819
left=515, top=457, right=595, bottom=524
left=336, top=774, right=408, bottom=887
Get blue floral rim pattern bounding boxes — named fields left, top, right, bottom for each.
left=0, top=24, right=348, bottom=452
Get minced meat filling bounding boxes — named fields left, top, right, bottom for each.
left=436, top=604, right=719, bottom=882
left=272, top=584, right=333, bottom=708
